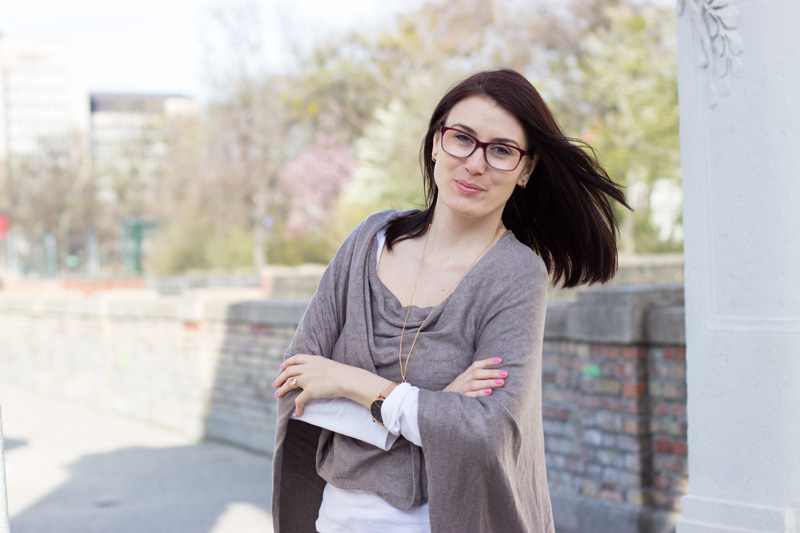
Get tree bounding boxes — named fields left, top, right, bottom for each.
left=3, top=133, right=95, bottom=274
left=278, top=136, right=355, bottom=236
left=201, top=0, right=296, bottom=269
left=341, top=72, right=453, bottom=221
left=545, top=0, right=682, bottom=253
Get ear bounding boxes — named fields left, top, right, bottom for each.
left=432, top=130, right=442, bottom=160
left=518, top=153, right=539, bottom=187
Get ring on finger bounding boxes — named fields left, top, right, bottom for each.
left=289, top=377, right=298, bottom=388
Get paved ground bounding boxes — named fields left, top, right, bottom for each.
left=0, top=382, right=273, bottom=533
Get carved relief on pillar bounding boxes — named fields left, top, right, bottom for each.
left=678, top=0, right=743, bottom=107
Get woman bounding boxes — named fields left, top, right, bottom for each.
left=272, top=68, right=627, bottom=532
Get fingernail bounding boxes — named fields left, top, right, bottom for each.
left=280, top=364, right=284, bottom=369
left=272, top=381, right=277, bottom=387
left=493, top=357, right=501, bottom=363
left=484, top=388, right=492, bottom=394
left=294, top=412, right=299, bottom=417
left=274, top=391, right=278, bottom=397
left=495, top=379, right=504, bottom=385
left=499, top=371, right=508, bottom=377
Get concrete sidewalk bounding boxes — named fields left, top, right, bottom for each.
left=0, top=382, right=273, bottom=533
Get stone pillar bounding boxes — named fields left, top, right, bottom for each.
left=1, top=405, right=9, bottom=533
left=676, top=1, right=800, bottom=532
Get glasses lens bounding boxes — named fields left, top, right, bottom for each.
left=485, top=144, right=519, bottom=171
left=442, top=129, right=476, bottom=158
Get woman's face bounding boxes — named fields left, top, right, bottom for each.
left=432, top=95, right=535, bottom=224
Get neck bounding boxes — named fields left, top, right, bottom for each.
left=426, top=204, right=505, bottom=256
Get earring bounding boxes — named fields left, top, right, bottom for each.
left=519, top=181, right=527, bottom=189
left=432, top=155, right=437, bottom=162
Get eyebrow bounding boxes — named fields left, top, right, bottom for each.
left=448, top=123, right=522, bottom=147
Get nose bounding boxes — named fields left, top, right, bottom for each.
left=464, top=146, right=487, bottom=174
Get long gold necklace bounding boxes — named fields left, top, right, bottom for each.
left=398, top=223, right=504, bottom=382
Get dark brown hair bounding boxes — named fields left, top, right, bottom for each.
left=384, top=68, right=629, bottom=288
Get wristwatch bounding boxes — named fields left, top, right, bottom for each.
left=370, top=383, right=398, bottom=426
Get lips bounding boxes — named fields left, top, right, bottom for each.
left=455, top=180, right=485, bottom=195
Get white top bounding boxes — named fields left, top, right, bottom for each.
left=316, top=482, right=430, bottom=533
left=289, top=230, right=428, bottom=531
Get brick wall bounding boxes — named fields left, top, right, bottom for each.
left=0, top=284, right=686, bottom=533
left=543, top=287, right=686, bottom=533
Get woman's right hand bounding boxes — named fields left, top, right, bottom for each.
left=443, top=357, right=508, bottom=398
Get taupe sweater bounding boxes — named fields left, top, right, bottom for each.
left=272, top=210, right=554, bottom=533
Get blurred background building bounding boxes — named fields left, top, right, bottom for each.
left=90, top=92, right=196, bottom=173
left=0, top=35, right=89, bottom=160
left=0, top=34, right=197, bottom=280
left=89, top=93, right=197, bottom=274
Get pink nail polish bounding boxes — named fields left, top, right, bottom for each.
left=484, top=388, right=492, bottom=394
left=274, top=391, right=278, bottom=397
left=499, top=371, right=508, bottom=377
left=493, top=357, right=501, bottom=363
left=272, top=381, right=277, bottom=387
left=495, top=379, right=504, bottom=385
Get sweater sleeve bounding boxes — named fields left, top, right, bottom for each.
left=274, top=214, right=370, bottom=432
left=272, top=217, right=370, bottom=533
left=416, top=254, right=554, bottom=533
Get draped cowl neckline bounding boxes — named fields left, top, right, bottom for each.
left=367, top=228, right=512, bottom=330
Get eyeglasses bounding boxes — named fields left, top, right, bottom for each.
left=439, top=125, right=530, bottom=172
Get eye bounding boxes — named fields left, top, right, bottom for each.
left=489, top=144, right=515, bottom=158
left=453, top=132, right=475, bottom=145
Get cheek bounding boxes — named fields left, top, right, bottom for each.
left=432, top=163, right=442, bottom=186
left=432, top=159, right=452, bottom=186
left=493, top=177, right=521, bottom=203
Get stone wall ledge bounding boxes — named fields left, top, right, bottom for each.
left=2, top=285, right=685, bottom=339
left=204, top=299, right=309, bottom=326
left=545, top=284, right=684, bottom=344
left=0, top=289, right=273, bottom=323
left=0, top=290, right=159, bottom=316
left=646, top=305, right=686, bottom=346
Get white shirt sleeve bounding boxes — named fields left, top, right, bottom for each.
left=289, top=383, right=423, bottom=450
left=291, top=398, right=399, bottom=451
left=381, top=382, right=422, bottom=447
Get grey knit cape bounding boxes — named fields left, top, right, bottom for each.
left=272, top=210, right=554, bottom=533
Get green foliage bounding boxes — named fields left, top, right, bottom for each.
left=342, top=73, right=453, bottom=213
left=546, top=1, right=682, bottom=254
left=148, top=220, right=255, bottom=274
left=268, top=227, right=339, bottom=266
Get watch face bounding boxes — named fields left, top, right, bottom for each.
left=371, top=399, right=384, bottom=424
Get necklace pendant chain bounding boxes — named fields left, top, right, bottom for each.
left=398, top=222, right=504, bottom=382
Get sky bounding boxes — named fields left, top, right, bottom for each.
left=0, top=0, right=417, bottom=99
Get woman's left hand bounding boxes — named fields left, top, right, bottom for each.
left=443, top=357, right=508, bottom=398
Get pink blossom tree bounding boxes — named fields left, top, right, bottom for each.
left=278, top=137, right=355, bottom=236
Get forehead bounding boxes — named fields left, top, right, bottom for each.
left=445, top=95, right=526, bottom=144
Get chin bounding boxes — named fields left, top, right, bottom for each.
left=439, top=196, right=501, bottom=221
